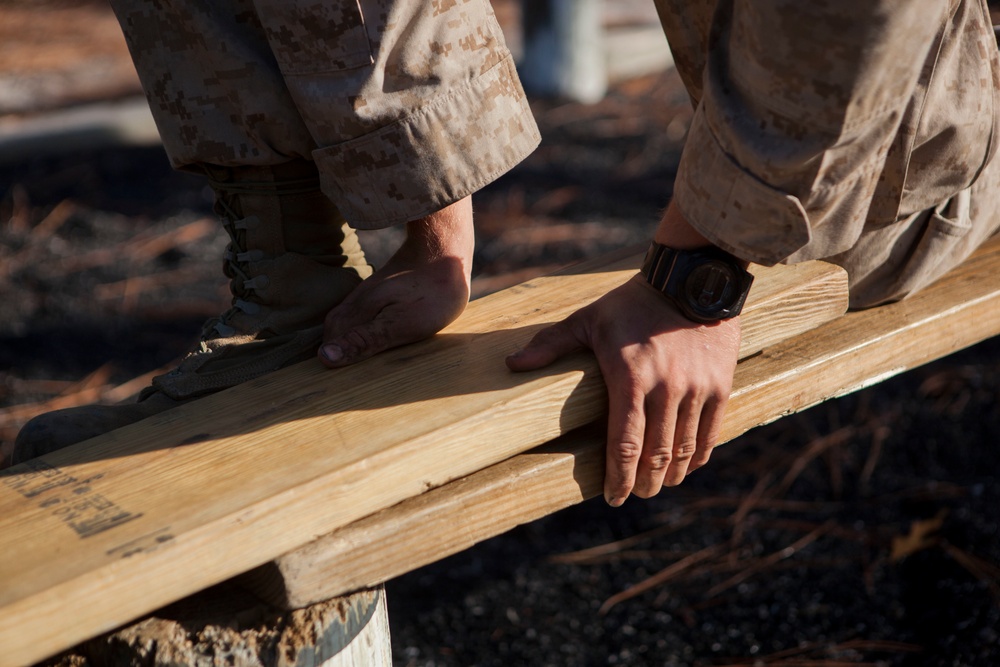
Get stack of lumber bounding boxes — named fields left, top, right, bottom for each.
left=3, top=234, right=1000, bottom=666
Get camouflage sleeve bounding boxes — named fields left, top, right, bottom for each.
left=115, top=0, right=539, bottom=230
left=288, top=0, right=541, bottom=229
left=657, top=0, right=997, bottom=266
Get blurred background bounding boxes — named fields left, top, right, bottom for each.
left=1, top=2, right=999, bottom=665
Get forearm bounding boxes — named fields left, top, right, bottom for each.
left=653, top=202, right=751, bottom=273
left=401, top=196, right=475, bottom=276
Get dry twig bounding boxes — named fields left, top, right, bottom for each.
left=705, top=521, right=833, bottom=598
left=942, top=541, right=1000, bottom=602
left=776, top=426, right=855, bottom=496
left=550, top=513, right=698, bottom=565
left=859, top=424, right=890, bottom=494
left=729, top=471, right=775, bottom=547
left=29, top=199, right=77, bottom=238
left=0, top=363, right=174, bottom=433
left=598, top=544, right=726, bottom=614
left=709, top=638, right=921, bottom=666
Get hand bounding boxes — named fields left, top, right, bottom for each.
left=318, top=197, right=474, bottom=368
left=506, top=274, right=741, bottom=505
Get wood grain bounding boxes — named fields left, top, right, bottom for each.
left=252, top=235, right=1000, bottom=609
left=243, top=426, right=609, bottom=609
left=0, top=252, right=848, bottom=666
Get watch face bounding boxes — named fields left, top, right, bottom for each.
left=683, top=260, right=740, bottom=319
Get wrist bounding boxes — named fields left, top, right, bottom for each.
left=645, top=173, right=754, bottom=325
left=654, top=201, right=713, bottom=249
left=403, top=197, right=475, bottom=271
left=654, top=201, right=750, bottom=272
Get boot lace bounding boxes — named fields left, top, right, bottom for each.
left=197, top=174, right=320, bottom=347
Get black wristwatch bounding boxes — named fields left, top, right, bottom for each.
left=640, top=242, right=754, bottom=323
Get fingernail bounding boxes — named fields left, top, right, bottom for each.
left=604, top=493, right=623, bottom=508
left=321, top=344, right=343, bottom=363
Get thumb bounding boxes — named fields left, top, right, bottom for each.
left=506, top=321, right=584, bottom=372
left=319, top=319, right=391, bottom=368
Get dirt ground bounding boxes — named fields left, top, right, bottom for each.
left=2, top=2, right=999, bottom=666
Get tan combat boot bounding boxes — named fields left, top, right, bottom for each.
left=9, top=160, right=371, bottom=466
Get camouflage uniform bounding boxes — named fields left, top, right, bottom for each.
left=8, top=1, right=541, bottom=466
left=655, top=0, right=1000, bottom=307
left=110, top=0, right=540, bottom=228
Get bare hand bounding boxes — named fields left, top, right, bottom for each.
left=506, top=274, right=740, bottom=505
left=319, top=197, right=474, bottom=367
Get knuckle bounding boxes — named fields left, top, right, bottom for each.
left=343, top=329, right=368, bottom=351
left=687, top=380, right=715, bottom=403
left=345, top=325, right=385, bottom=354
left=532, top=325, right=565, bottom=348
left=529, top=320, right=575, bottom=352
left=623, top=378, right=647, bottom=399
left=368, top=323, right=391, bottom=350
left=611, top=439, right=643, bottom=466
left=642, top=450, right=672, bottom=472
left=673, top=438, right=698, bottom=461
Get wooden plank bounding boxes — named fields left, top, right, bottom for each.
left=0, top=253, right=847, bottom=666
left=243, top=425, right=608, bottom=609
left=250, top=235, right=1000, bottom=608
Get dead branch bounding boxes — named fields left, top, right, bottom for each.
left=729, top=471, right=775, bottom=546
left=706, top=521, right=833, bottom=598
left=550, top=513, right=698, bottom=564
left=598, top=544, right=726, bottom=615
left=776, top=426, right=855, bottom=496
left=29, top=199, right=77, bottom=238
left=942, top=541, right=1000, bottom=602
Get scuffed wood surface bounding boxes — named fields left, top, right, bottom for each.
left=0, top=252, right=848, bottom=666
left=253, top=236, right=1000, bottom=609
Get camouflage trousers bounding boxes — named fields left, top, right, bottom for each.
left=109, top=0, right=540, bottom=229
left=655, top=0, right=1000, bottom=307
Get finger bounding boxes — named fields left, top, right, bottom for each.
left=663, top=395, right=701, bottom=487
left=631, top=390, right=675, bottom=498
left=505, top=320, right=584, bottom=372
left=687, top=392, right=727, bottom=475
left=603, top=381, right=646, bottom=507
left=319, top=317, right=393, bottom=367
left=322, top=285, right=375, bottom=341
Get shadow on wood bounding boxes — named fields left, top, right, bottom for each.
left=0, top=250, right=849, bottom=665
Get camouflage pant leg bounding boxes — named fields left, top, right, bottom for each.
left=110, top=0, right=540, bottom=228
left=110, top=0, right=318, bottom=168
left=821, top=0, right=1000, bottom=308
left=828, top=147, right=1000, bottom=308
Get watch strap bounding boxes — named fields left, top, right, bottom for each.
left=640, top=241, right=753, bottom=322
left=641, top=242, right=680, bottom=292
